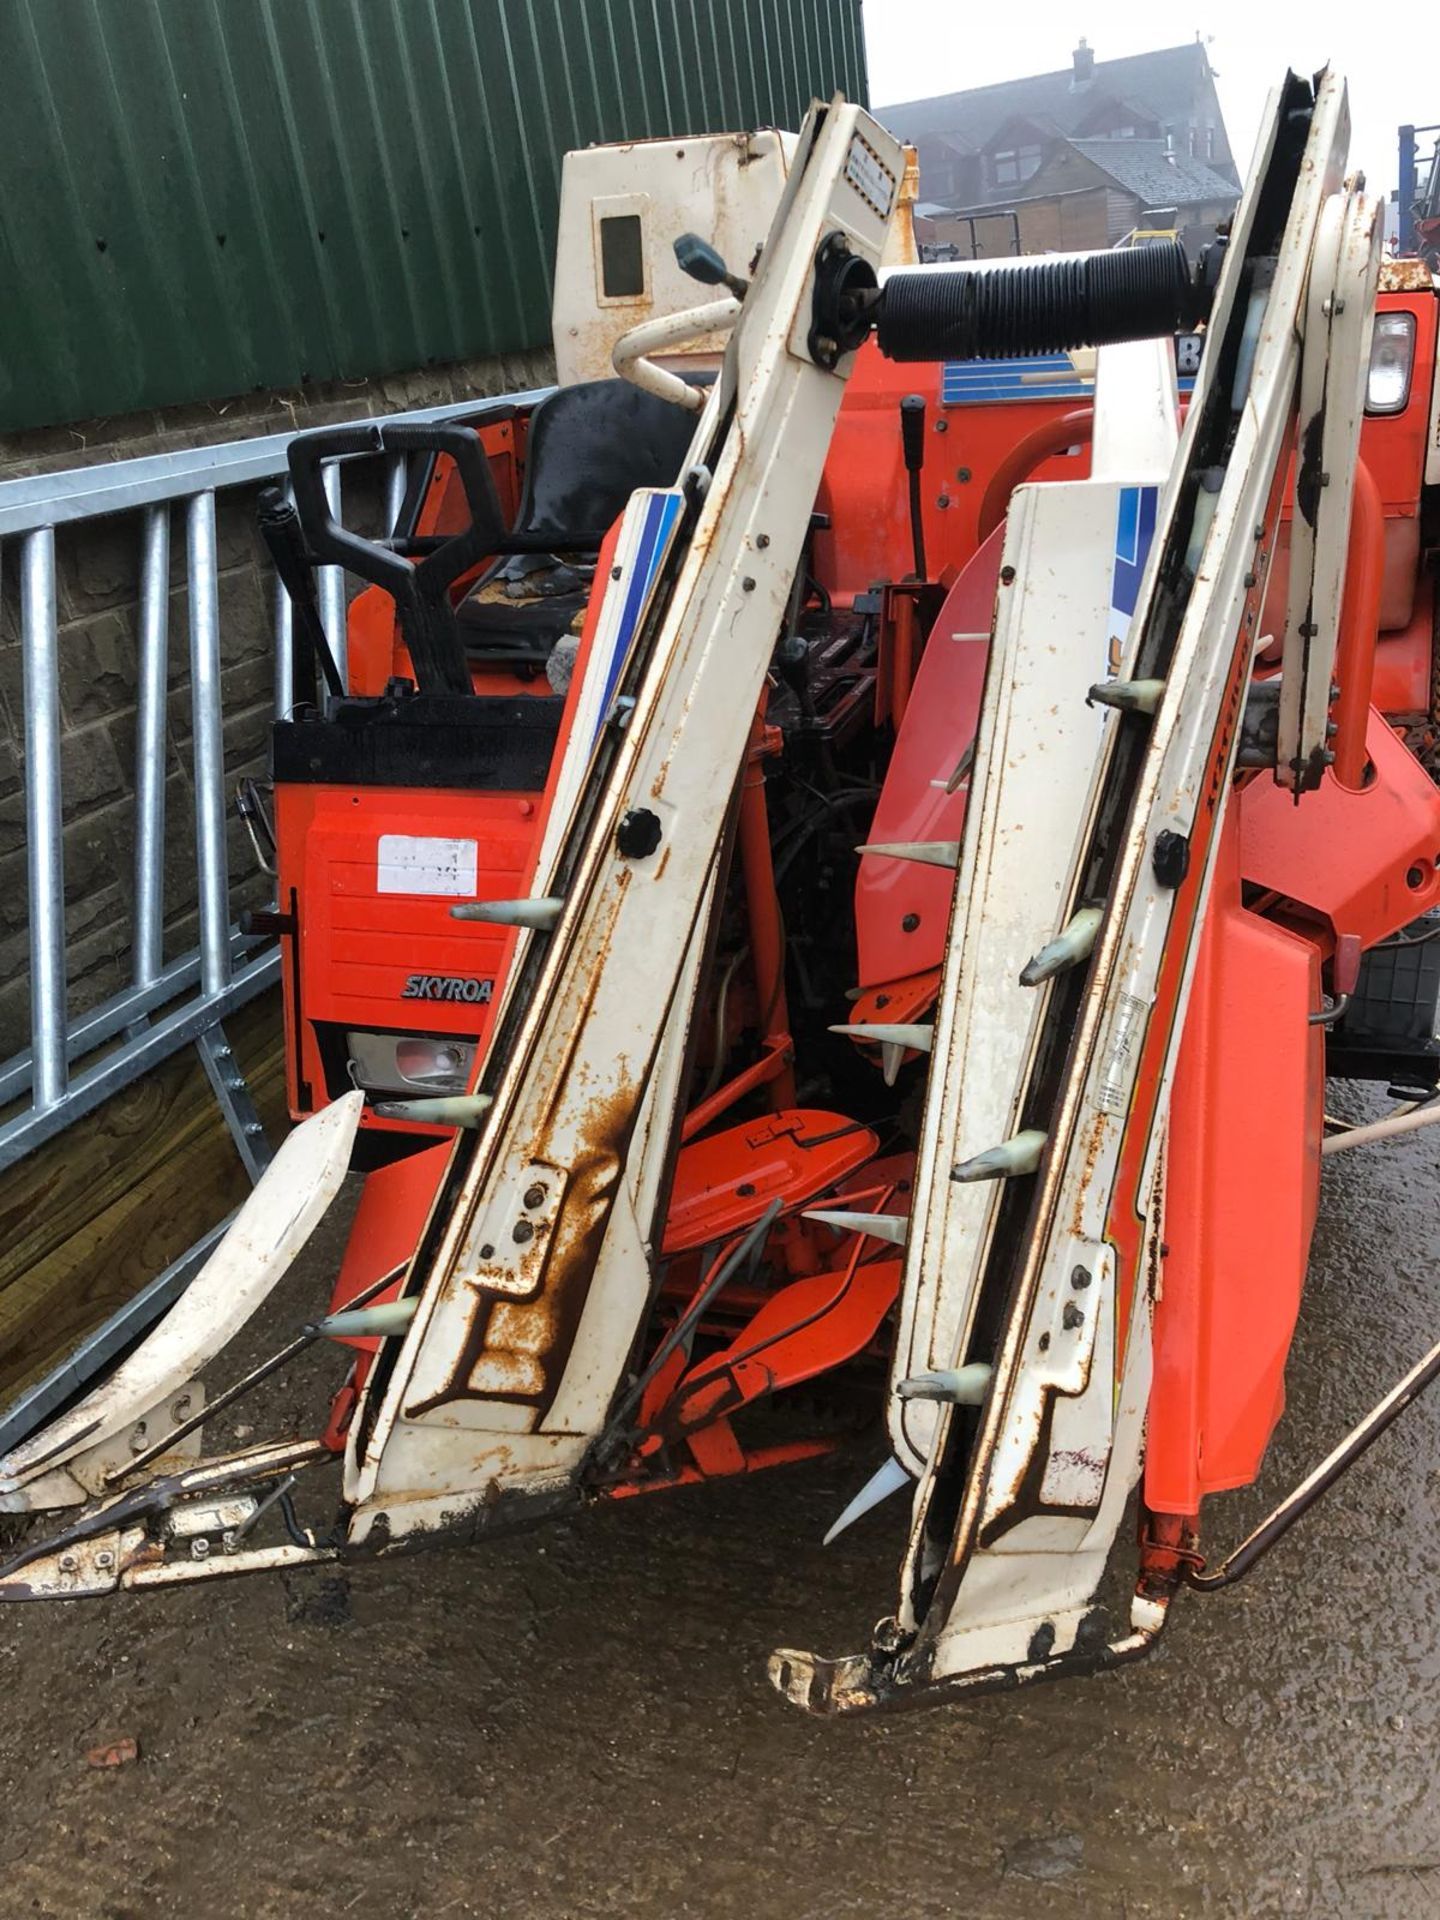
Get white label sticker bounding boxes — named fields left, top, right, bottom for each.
left=377, top=834, right=478, bottom=897
left=844, top=134, right=895, bottom=219
left=1096, top=990, right=1149, bottom=1115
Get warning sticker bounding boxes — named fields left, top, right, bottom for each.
left=1096, top=991, right=1149, bottom=1116
left=377, top=834, right=478, bottom=897
left=844, top=133, right=895, bottom=220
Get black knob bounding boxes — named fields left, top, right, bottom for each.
left=675, top=232, right=729, bottom=286
left=900, top=394, right=926, bottom=474
left=674, top=231, right=749, bottom=301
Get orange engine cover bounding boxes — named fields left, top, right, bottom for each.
left=1147, top=810, right=1325, bottom=1513
left=274, top=781, right=540, bottom=1132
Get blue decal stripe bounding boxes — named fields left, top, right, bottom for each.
left=1116, top=486, right=1140, bottom=566
left=1109, top=485, right=1159, bottom=626
left=592, top=491, right=681, bottom=742
left=941, top=354, right=1195, bottom=406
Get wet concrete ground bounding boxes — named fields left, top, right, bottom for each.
left=1, top=1089, right=1438, bottom=1918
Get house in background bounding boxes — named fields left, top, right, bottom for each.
left=883, top=39, right=1240, bottom=259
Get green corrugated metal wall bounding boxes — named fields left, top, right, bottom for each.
left=0, top=0, right=868, bottom=434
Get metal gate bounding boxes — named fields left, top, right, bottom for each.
left=0, top=384, right=548, bottom=1441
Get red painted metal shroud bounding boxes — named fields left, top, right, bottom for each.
left=654, top=1256, right=903, bottom=1440
left=812, top=340, right=1092, bottom=609
left=1149, top=713, right=1440, bottom=1512
left=275, top=515, right=622, bottom=1131
left=1146, top=809, right=1325, bottom=1511
left=326, top=1143, right=451, bottom=1341
left=1241, top=710, right=1440, bottom=948
left=320, top=1141, right=451, bottom=1450
left=661, top=1110, right=879, bottom=1257
left=853, top=530, right=1000, bottom=996
left=1371, top=572, right=1434, bottom=717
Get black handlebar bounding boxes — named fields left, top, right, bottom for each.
left=282, top=419, right=512, bottom=698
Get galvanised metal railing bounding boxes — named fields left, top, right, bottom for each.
left=0, top=387, right=551, bottom=1175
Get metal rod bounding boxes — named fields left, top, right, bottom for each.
left=1184, top=1327, right=1440, bottom=1591
left=0, top=948, right=279, bottom=1172
left=0, top=929, right=266, bottom=1109
left=738, top=709, right=796, bottom=1109
left=21, top=527, right=66, bottom=1111
left=0, top=389, right=553, bottom=537
left=0, top=1441, right=330, bottom=1587
left=600, top=1201, right=783, bottom=1446
left=318, top=460, right=346, bottom=690
left=384, top=452, right=407, bottom=538
left=231, top=1473, right=298, bottom=1543
left=680, top=1040, right=791, bottom=1143
left=272, top=481, right=294, bottom=722
left=187, top=491, right=230, bottom=999
left=133, top=504, right=170, bottom=989
left=1322, top=1099, right=1440, bottom=1156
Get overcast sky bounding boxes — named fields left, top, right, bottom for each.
left=862, top=0, right=1428, bottom=206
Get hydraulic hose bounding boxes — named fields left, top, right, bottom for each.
left=876, top=242, right=1195, bottom=363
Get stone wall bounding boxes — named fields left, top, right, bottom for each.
left=0, top=349, right=554, bottom=1064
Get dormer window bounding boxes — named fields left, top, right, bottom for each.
left=994, top=142, right=1043, bottom=186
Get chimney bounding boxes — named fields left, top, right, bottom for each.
left=1072, top=38, right=1095, bottom=85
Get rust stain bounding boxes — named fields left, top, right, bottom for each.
left=469, top=1351, right=546, bottom=1397
left=891, top=147, right=921, bottom=262
left=1379, top=258, right=1435, bottom=292
left=1047, top=1446, right=1107, bottom=1500
left=428, top=1075, right=643, bottom=1422
left=1071, top=1105, right=1109, bottom=1239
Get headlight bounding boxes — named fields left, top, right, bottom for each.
left=1366, top=311, right=1415, bottom=415
left=346, top=1031, right=476, bottom=1096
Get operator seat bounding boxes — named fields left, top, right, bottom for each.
left=457, top=377, right=697, bottom=664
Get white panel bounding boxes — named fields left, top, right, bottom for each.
left=377, top=834, right=478, bottom=897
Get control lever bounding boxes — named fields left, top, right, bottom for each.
left=674, top=231, right=751, bottom=300
left=900, top=394, right=927, bottom=581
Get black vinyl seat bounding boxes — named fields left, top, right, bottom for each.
left=457, top=378, right=697, bottom=663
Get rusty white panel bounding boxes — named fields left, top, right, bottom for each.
left=889, top=334, right=1180, bottom=1475
left=927, top=1217, right=1157, bottom=1683
left=769, top=75, right=1357, bottom=1719
left=915, top=72, right=1354, bottom=1680
left=551, top=130, right=796, bottom=383
left=6, top=1386, right=207, bottom=1513
left=540, top=862, right=718, bottom=1435
left=348, top=102, right=904, bottom=1541
left=887, top=480, right=1146, bottom=1474
left=1277, top=179, right=1382, bottom=791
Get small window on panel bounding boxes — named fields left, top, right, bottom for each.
left=599, top=214, right=645, bottom=299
